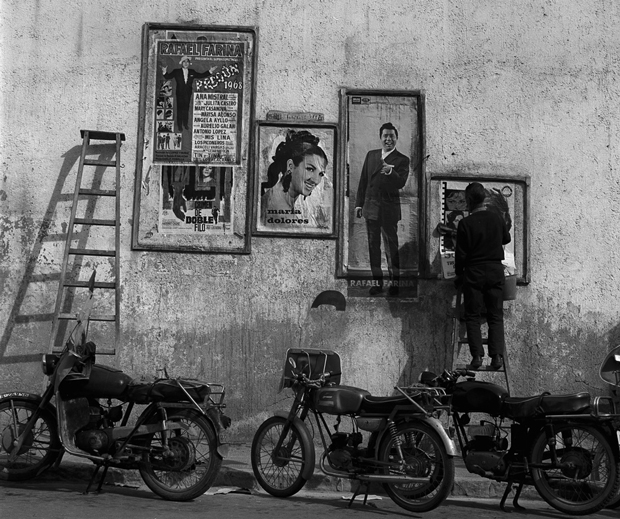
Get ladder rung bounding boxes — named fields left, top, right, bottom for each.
left=69, top=248, right=116, bottom=257
left=455, top=364, right=506, bottom=373
left=81, top=130, right=126, bottom=141
left=52, top=350, right=116, bottom=355
left=83, top=159, right=117, bottom=167
left=58, top=313, right=116, bottom=322
left=74, top=218, right=117, bottom=227
left=63, top=281, right=116, bottom=289
left=79, top=188, right=117, bottom=197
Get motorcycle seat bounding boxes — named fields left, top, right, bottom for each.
left=126, top=378, right=211, bottom=405
left=502, top=391, right=591, bottom=420
left=360, top=391, right=431, bottom=414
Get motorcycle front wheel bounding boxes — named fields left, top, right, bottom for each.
left=139, top=409, right=222, bottom=501
left=530, top=423, right=620, bottom=515
left=251, top=415, right=313, bottom=497
left=378, top=421, right=454, bottom=513
left=0, top=398, right=61, bottom=481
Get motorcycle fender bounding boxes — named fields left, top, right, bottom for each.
left=274, top=410, right=316, bottom=480
left=376, top=416, right=458, bottom=457
left=137, top=404, right=230, bottom=459
left=0, top=392, right=57, bottom=418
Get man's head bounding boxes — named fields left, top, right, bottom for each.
left=465, top=182, right=486, bottom=210
left=379, top=122, right=398, bottom=153
left=179, top=56, right=191, bottom=67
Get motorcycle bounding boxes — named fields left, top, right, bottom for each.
left=251, top=347, right=456, bottom=513
left=419, top=366, right=620, bottom=515
left=599, top=344, right=620, bottom=509
left=0, top=271, right=230, bottom=501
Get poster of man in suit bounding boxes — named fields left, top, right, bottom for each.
left=342, top=92, right=424, bottom=299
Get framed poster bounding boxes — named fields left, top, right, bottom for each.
left=132, top=24, right=257, bottom=253
left=428, top=173, right=531, bottom=284
left=252, top=121, right=338, bottom=237
left=337, top=89, right=426, bottom=299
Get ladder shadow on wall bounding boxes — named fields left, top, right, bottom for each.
left=0, top=143, right=117, bottom=364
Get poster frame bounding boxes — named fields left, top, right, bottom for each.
left=429, top=172, right=531, bottom=285
left=252, top=120, right=339, bottom=238
left=131, top=23, right=257, bottom=254
left=336, top=88, right=427, bottom=299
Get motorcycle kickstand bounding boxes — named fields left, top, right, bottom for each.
left=348, top=481, right=370, bottom=508
left=84, top=462, right=110, bottom=495
left=500, top=481, right=526, bottom=512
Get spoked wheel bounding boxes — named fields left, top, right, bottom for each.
left=530, top=423, right=620, bottom=515
left=251, top=415, right=313, bottom=497
left=378, top=422, right=454, bottom=513
left=139, top=409, right=222, bottom=501
left=606, top=485, right=620, bottom=509
left=0, top=398, right=61, bottom=481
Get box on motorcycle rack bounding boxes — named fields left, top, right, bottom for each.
left=280, top=348, right=341, bottom=389
left=451, top=380, right=509, bottom=416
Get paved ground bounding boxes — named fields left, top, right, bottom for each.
left=2, top=477, right=618, bottom=519
left=3, top=437, right=620, bottom=516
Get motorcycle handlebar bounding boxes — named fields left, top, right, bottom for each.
left=296, top=371, right=341, bottom=387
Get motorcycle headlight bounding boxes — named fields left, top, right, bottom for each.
left=41, top=354, right=59, bottom=375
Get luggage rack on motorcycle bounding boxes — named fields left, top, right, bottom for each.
left=402, top=384, right=451, bottom=411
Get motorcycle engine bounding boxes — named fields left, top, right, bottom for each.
left=464, top=451, right=507, bottom=476
left=76, top=429, right=111, bottom=453
left=464, top=424, right=508, bottom=477
left=327, top=432, right=362, bottom=471
left=75, top=404, right=113, bottom=454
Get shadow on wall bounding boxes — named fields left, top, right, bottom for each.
left=0, top=142, right=118, bottom=366
left=387, top=281, right=456, bottom=390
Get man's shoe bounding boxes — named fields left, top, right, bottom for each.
left=369, top=286, right=383, bottom=296
left=490, top=355, right=504, bottom=370
left=469, top=356, right=483, bottom=370
left=387, top=286, right=399, bottom=297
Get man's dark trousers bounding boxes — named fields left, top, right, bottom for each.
left=366, top=217, right=400, bottom=287
left=462, top=262, right=505, bottom=357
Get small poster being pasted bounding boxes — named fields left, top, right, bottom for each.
left=439, top=180, right=516, bottom=278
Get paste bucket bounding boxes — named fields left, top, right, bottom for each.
left=503, top=274, right=517, bottom=301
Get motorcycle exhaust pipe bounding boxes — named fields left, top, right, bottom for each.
left=319, top=454, right=429, bottom=484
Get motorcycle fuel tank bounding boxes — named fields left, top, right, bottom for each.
left=60, top=364, right=133, bottom=400
left=314, top=385, right=370, bottom=415
left=451, top=380, right=508, bottom=415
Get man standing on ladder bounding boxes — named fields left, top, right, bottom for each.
left=454, top=182, right=511, bottom=370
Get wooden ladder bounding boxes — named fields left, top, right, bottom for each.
left=451, top=288, right=512, bottom=395
left=49, top=130, right=125, bottom=355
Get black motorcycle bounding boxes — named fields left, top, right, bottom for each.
left=251, top=347, right=456, bottom=513
left=419, top=368, right=620, bottom=515
left=599, top=344, right=620, bottom=509
left=0, top=272, right=230, bottom=501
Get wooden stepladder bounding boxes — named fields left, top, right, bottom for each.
left=451, top=288, right=512, bottom=395
left=49, top=130, right=125, bottom=355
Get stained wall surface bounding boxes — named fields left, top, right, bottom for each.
left=2, top=0, right=619, bottom=437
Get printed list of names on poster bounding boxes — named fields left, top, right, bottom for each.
left=192, top=92, right=238, bottom=164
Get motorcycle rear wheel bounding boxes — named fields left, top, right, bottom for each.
left=378, top=421, right=454, bottom=513
left=530, top=423, right=620, bottom=515
left=251, top=415, right=312, bottom=497
left=0, top=398, right=61, bottom=481
left=139, top=409, right=222, bottom=501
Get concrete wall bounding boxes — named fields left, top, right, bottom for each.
left=2, top=0, right=619, bottom=438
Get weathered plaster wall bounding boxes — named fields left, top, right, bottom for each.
left=2, top=0, right=620, bottom=438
